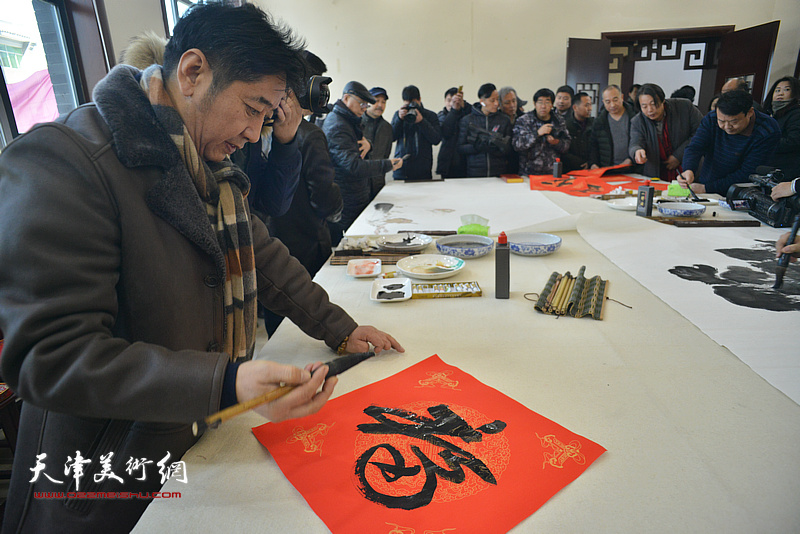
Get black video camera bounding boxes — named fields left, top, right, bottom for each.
left=726, top=167, right=800, bottom=227
left=298, top=75, right=333, bottom=116
left=466, top=123, right=511, bottom=154
left=403, top=102, right=421, bottom=123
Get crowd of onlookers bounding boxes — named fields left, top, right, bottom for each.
left=264, top=66, right=799, bottom=290
left=327, top=75, right=798, bottom=222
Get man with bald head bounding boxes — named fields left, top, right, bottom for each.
left=721, top=77, right=763, bottom=112
left=589, top=85, right=636, bottom=169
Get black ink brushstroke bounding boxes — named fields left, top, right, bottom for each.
left=670, top=239, right=800, bottom=311
left=353, top=404, right=507, bottom=510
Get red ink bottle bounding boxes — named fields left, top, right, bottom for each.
left=495, top=232, right=509, bottom=299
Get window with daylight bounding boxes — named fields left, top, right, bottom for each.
left=163, top=0, right=197, bottom=36
left=0, top=0, right=81, bottom=150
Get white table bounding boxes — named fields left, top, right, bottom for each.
left=135, top=179, right=800, bottom=533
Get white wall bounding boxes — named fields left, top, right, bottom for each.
left=104, top=0, right=166, bottom=63
left=103, top=0, right=799, bottom=117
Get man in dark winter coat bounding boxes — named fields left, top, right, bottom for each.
left=457, top=83, right=513, bottom=177
left=362, top=86, right=394, bottom=198
left=268, top=58, right=343, bottom=280
left=0, top=5, right=403, bottom=532
left=437, top=86, right=470, bottom=178
left=590, top=85, right=636, bottom=169
left=323, top=81, right=403, bottom=244
left=563, top=91, right=594, bottom=172
left=391, top=85, right=441, bottom=181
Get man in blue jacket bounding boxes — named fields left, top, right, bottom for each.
left=679, top=90, right=780, bottom=195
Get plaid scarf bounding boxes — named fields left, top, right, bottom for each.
left=139, top=66, right=257, bottom=361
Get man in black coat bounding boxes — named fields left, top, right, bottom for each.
left=563, top=91, right=594, bottom=172
left=437, top=87, right=470, bottom=178
left=323, top=81, right=402, bottom=245
left=391, top=85, right=441, bottom=180
left=362, top=86, right=394, bottom=199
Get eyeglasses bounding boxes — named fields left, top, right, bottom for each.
left=347, top=93, right=370, bottom=109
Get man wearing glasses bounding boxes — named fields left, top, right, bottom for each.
left=679, top=90, right=780, bottom=195
left=323, top=81, right=403, bottom=245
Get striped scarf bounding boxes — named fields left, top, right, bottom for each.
left=139, top=66, right=257, bottom=361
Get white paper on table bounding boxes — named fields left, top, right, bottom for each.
left=576, top=210, right=800, bottom=404
left=346, top=179, right=568, bottom=236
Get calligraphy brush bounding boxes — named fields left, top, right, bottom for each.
left=191, top=351, right=377, bottom=436
left=773, top=212, right=800, bottom=289
left=677, top=164, right=705, bottom=203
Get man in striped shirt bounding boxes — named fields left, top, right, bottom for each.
left=678, top=90, right=780, bottom=196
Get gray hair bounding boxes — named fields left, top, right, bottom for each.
left=499, top=86, right=518, bottom=101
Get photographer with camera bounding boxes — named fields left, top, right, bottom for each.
left=678, top=90, right=780, bottom=195
left=457, top=83, right=513, bottom=177
left=513, top=88, right=571, bottom=176
left=391, top=85, right=441, bottom=181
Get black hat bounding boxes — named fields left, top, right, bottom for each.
left=343, top=81, right=376, bottom=104
left=369, top=87, right=388, bottom=100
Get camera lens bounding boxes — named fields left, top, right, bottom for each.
left=300, top=75, right=333, bottom=115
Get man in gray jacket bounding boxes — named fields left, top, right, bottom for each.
left=629, top=83, right=703, bottom=180
left=0, top=5, right=402, bottom=532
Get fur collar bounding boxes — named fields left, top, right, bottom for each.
left=92, top=65, right=226, bottom=278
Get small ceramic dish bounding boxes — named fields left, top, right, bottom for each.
left=435, top=234, right=494, bottom=259
left=606, top=197, right=638, bottom=211
left=396, top=254, right=465, bottom=280
left=370, top=277, right=412, bottom=302
left=346, top=258, right=382, bottom=278
left=376, top=233, right=432, bottom=252
left=657, top=202, right=707, bottom=217
left=506, top=232, right=562, bottom=256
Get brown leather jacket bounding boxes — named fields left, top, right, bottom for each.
left=0, top=66, right=356, bottom=533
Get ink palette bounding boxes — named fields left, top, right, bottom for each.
left=370, top=277, right=412, bottom=303
left=346, top=258, right=382, bottom=278
left=376, top=233, right=432, bottom=252
left=396, top=254, right=465, bottom=280
left=606, top=197, right=638, bottom=211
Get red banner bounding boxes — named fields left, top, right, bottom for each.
left=253, top=355, right=605, bottom=533
left=528, top=165, right=668, bottom=197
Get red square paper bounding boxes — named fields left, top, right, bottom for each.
left=253, top=355, right=605, bottom=533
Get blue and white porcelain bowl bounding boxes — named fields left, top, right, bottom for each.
left=657, top=202, right=706, bottom=217
left=435, top=234, right=494, bottom=259
left=506, top=232, right=562, bottom=256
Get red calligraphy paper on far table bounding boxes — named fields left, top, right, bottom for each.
left=528, top=164, right=669, bottom=196
left=253, top=355, right=606, bottom=533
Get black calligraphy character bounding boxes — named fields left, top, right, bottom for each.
left=354, top=404, right=506, bottom=510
